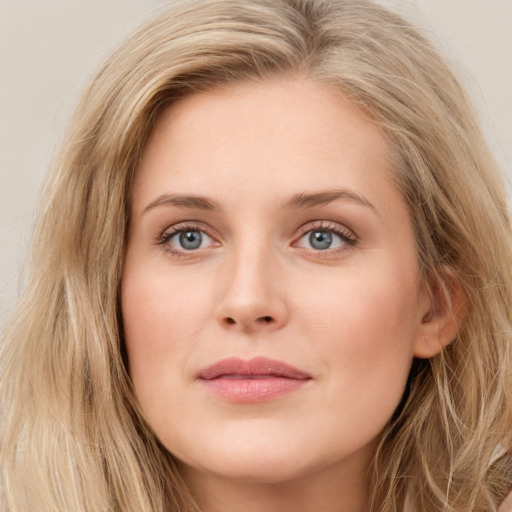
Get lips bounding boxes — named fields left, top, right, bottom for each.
left=198, top=357, right=312, bottom=402
left=199, top=356, right=311, bottom=380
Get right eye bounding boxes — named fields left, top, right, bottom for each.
left=168, top=230, right=212, bottom=250
left=162, top=229, right=216, bottom=252
left=158, top=222, right=220, bottom=255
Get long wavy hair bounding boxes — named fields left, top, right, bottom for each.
left=1, top=0, right=511, bottom=510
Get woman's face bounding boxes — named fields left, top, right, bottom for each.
left=122, top=79, right=434, bottom=486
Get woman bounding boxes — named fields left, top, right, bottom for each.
left=1, top=0, right=511, bottom=510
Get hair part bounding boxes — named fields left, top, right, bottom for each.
left=2, top=0, right=511, bottom=510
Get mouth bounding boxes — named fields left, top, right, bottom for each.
left=197, top=356, right=312, bottom=403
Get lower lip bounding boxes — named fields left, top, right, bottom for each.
left=200, top=376, right=309, bottom=403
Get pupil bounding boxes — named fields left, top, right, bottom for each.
left=309, top=231, right=332, bottom=250
left=179, top=231, right=202, bottom=250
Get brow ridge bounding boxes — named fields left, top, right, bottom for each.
left=144, top=188, right=374, bottom=214
left=144, top=194, right=221, bottom=213
left=283, top=189, right=375, bottom=211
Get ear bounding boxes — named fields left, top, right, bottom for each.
left=414, top=267, right=466, bottom=359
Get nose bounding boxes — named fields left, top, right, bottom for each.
left=215, top=245, right=289, bottom=333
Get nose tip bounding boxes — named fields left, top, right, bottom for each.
left=216, top=255, right=289, bottom=333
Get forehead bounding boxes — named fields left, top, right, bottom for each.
left=132, top=79, right=399, bottom=217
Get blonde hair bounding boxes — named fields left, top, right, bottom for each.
left=2, top=0, right=511, bottom=510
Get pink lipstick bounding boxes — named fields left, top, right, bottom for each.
left=198, top=357, right=312, bottom=403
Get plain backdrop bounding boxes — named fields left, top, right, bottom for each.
left=1, top=0, right=511, bottom=320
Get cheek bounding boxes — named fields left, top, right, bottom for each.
left=121, top=265, right=214, bottom=396
left=301, top=262, right=420, bottom=338
left=295, top=263, right=421, bottom=396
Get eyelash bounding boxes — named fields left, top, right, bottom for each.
left=295, top=220, right=357, bottom=253
left=156, top=221, right=217, bottom=257
left=156, top=220, right=358, bottom=257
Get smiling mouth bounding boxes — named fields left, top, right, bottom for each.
left=198, top=356, right=312, bottom=403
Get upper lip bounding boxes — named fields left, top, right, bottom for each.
left=198, top=356, right=312, bottom=380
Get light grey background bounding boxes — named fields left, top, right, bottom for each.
left=1, top=0, right=511, bottom=320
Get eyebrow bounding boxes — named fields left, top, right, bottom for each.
left=144, top=194, right=222, bottom=214
left=283, top=189, right=376, bottom=212
left=143, top=188, right=375, bottom=214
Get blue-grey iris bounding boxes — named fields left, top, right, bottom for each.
left=179, top=231, right=202, bottom=250
left=309, top=231, right=332, bottom=250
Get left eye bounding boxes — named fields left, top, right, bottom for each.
left=167, top=230, right=213, bottom=251
left=297, top=230, right=348, bottom=251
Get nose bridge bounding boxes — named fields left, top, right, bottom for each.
left=216, top=235, right=288, bottom=332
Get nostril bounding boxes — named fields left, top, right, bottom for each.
left=223, top=316, right=275, bottom=326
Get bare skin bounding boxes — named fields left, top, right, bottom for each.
left=122, top=79, right=457, bottom=512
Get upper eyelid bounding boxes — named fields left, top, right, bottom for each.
left=162, top=221, right=216, bottom=237
left=295, top=220, right=356, bottom=237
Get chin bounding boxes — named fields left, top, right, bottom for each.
left=228, top=454, right=312, bottom=484
left=173, top=428, right=359, bottom=486
left=186, top=452, right=317, bottom=485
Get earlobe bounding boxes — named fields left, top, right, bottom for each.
left=413, top=267, right=466, bottom=359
